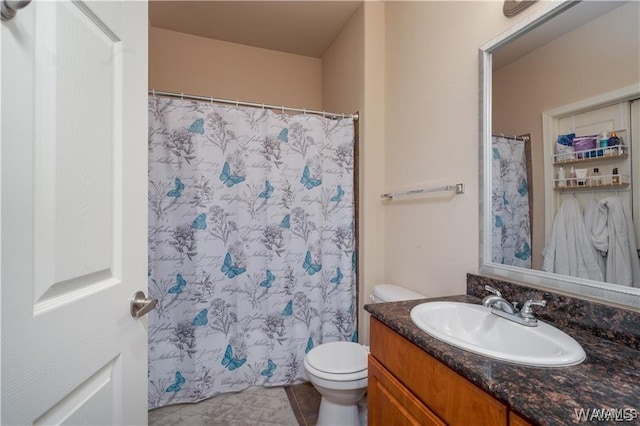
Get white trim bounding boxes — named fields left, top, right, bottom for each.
left=544, top=84, right=640, bottom=118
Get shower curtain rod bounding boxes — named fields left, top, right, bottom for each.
left=149, top=89, right=359, bottom=121
left=492, top=133, right=529, bottom=142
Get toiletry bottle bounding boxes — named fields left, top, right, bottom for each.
left=608, top=131, right=621, bottom=155
left=592, top=168, right=601, bottom=186
left=612, top=167, right=620, bottom=185
left=576, top=168, right=587, bottom=186
left=557, top=166, right=566, bottom=188
left=568, top=166, right=577, bottom=187
left=598, top=131, right=608, bottom=157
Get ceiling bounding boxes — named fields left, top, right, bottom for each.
left=493, top=1, right=628, bottom=70
left=149, top=1, right=363, bottom=58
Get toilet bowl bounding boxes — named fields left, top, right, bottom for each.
left=303, top=284, right=425, bottom=426
left=304, top=342, right=368, bottom=426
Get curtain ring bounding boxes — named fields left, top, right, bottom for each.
left=180, top=92, right=184, bottom=101
left=262, top=103, right=265, bottom=110
left=303, top=108, right=306, bottom=115
left=152, top=89, right=156, bottom=98
left=342, top=113, right=345, bottom=119
left=281, top=105, right=285, bottom=114
left=323, top=111, right=326, bottom=118
left=236, top=100, right=239, bottom=108
left=210, top=96, right=214, bottom=104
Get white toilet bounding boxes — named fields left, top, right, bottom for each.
left=303, top=284, right=425, bottom=426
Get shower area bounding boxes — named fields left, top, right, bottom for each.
left=147, top=95, right=357, bottom=408
left=147, top=1, right=364, bottom=410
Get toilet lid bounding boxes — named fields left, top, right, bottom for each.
left=306, top=342, right=367, bottom=374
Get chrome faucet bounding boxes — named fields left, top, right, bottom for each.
left=482, top=286, right=517, bottom=314
left=482, top=285, right=547, bottom=327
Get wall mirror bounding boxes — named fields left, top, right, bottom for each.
left=480, top=0, right=640, bottom=309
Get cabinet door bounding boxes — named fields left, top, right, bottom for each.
left=370, top=318, right=508, bottom=426
left=510, top=411, right=533, bottom=426
left=369, top=356, right=446, bottom=426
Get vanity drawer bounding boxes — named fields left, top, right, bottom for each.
left=370, top=318, right=507, bottom=426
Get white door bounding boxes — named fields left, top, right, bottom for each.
left=1, top=1, right=148, bottom=424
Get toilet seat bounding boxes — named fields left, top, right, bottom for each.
left=304, top=342, right=368, bottom=381
left=306, top=342, right=367, bottom=374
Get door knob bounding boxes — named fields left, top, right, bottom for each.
left=130, top=291, right=158, bottom=318
left=1, top=0, right=31, bottom=21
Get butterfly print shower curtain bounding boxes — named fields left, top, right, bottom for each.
left=147, top=97, right=357, bottom=408
left=491, top=136, right=531, bottom=268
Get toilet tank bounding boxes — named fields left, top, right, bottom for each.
left=372, top=284, right=425, bottom=303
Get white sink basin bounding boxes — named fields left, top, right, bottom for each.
left=410, top=301, right=586, bottom=367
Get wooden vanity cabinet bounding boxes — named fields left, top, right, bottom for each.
left=369, top=356, right=446, bottom=426
left=369, top=318, right=531, bottom=426
left=510, top=412, right=533, bottom=426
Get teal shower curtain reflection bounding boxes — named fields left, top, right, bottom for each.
left=147, top=96, right=356, bottom=408
left=491, top=135, right=532, bottom=268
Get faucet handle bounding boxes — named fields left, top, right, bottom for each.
left=520, top=299, right=547, bottom=319
left=484, top=285, right=502, bottom=297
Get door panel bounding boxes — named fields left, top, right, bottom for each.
left=1, top=1, right=148, bottom=424
left=34, top=0, right=120, bottom=306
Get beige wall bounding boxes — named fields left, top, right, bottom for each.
left=149, top=26, right=322, bottom=109
left=322, top=4, right=366, bottom=343
left=493, top=2, right=640, bottom=269
left=322, top=5, right=364, bottom=115
left=359, top=3, right=386, bottom=343
left=382, top=1, right=541, bottom=298
left=322, top=3, right=386, bottom=345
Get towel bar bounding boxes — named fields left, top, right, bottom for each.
left=381, top=183, right=465, bottom=200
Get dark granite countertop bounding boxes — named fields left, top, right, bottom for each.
left=365, top=295, right=640, bottom=425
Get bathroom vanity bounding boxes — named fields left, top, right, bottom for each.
left=369, top=317, right=521, bottom=425
left=365, top=281, right=640, bottom=426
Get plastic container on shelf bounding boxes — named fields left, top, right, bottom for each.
left=598, top=131, right=608, bottom=157
left=591, top=168, right=601, bottom=186
left=608, top=131, right=621, bottom=147
left=606, top=132, right=621, bottom=156
left=568, top=166, right=577, bottom=187
left=557, top=166, right=566, bottom=187
left=573, top=135, right=598, bottom=159
left=556, top=133, right=575, bottom=161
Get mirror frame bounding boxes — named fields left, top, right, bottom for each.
left=479, top=0, right=640, bottom=310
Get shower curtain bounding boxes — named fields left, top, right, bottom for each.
left=147, top=97, right=356, bottom=408
left=491, top=136, right=531, bottom=268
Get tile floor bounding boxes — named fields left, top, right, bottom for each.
left=285, top=382, right=367, bottom=426
left=284, top=382, right=321, bottom=425
left=148, top=386, right=299, bottom=426
left=148, top=384, right=368, bottom=426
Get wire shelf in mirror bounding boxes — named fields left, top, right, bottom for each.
left=553, top=139, right=628, bottom=165
left=554, top=182, right=630, bottom=192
